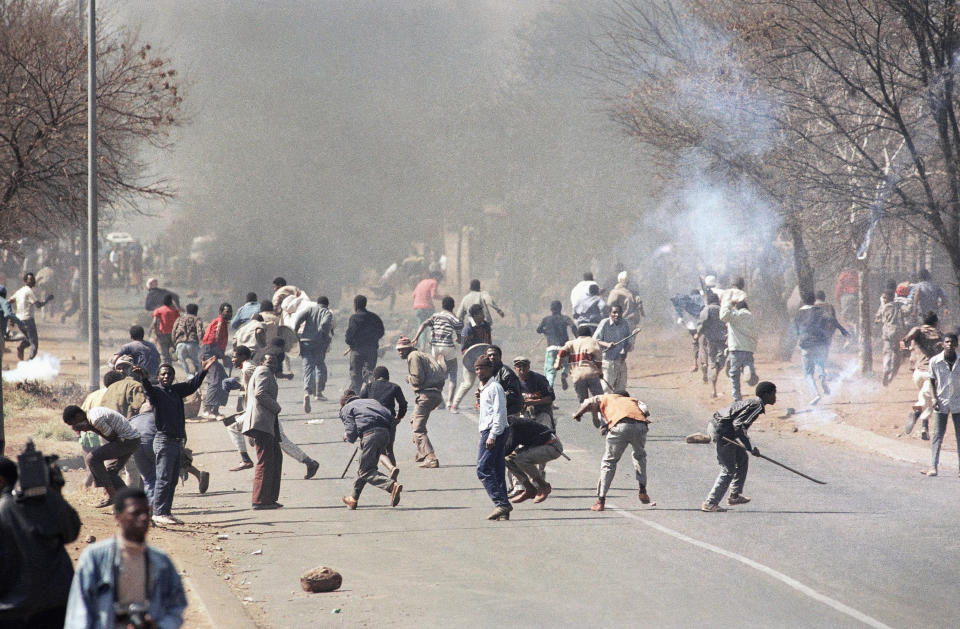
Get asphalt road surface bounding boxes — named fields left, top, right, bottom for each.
left=178, top=349, right=960, bottom=628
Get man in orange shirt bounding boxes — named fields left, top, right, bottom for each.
left=151, top=293, right=180, bottom=364
left=573, top=390, right=653, bottom=512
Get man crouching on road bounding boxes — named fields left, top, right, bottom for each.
left=339, top=391, right=403, bottom=510
left=574, top=390, right=653, bottom=512
left=475, top=356, right=511, bottom=521
left=701, top=381, right=776, bottom=512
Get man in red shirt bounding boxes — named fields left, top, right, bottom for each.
left=199, top=302, right=233, bottom=419
left=152, top=293, right=180, bottom=364
left=412, top=272, right=441, bottom=350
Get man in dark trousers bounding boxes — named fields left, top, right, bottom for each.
left=360, top=366, right=407, bottom=481
left=397, top=336, right=447, bottom=468
left=238, top=354, right=284, bottom=510
left=338, top=391, right=403, bottom=509
left=134, top=356, right=216, bottom=525
left=794, top=291, right=848, bottom=405
left=505, top=418, right=563, bottom=505
left=345, top=294, right=385, bottom=392
left=485, top=345, right=524, bottom=420
left=701, top=381, right=777, bottom=512
left=475, top=356, right=510, bottom=521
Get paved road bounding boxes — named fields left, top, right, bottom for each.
left=177, top=348, right=960, bottom=628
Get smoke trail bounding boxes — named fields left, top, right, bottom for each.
left=2, top=352, right=61, bottom=383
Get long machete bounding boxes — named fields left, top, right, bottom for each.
left=720, top=437, right=827, bottom=485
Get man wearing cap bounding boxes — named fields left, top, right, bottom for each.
left=474, top=356, right=511, bottom=521
left=701, top=381, right=776, bottom=512
left=338, top=391, right=403, bottom=509
left=574, top=390, right=654, bottom=512
left=593, top=305, right=634, bottom=393
left=513, top=356, right=555, bottom=428
left=397, top=336, right=446, bottom=468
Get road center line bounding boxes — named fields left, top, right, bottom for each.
left=607, top=503, right=893, bottom=629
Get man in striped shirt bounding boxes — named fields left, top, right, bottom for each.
left=413, top=296, right=463, bottom=408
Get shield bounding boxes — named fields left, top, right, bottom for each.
left=462, top=343, right=492, bottom=369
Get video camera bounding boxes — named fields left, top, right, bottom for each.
left=14, top=439, right=64, bottom=500
left=114, top=602, right=150, bottom=629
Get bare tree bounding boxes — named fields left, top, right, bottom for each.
left=0, top=0, right=184, bottom=242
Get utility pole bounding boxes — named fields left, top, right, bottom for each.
left=87, top=0, right=100, bottom=391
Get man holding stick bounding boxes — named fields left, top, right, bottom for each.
left=701, top=381, right=777, bottom=512
left=338, top=390, right=403, bottom=509
left=593, top=305, right=635, bottom=393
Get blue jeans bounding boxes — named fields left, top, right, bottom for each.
left=176, top=342, right=201, bottom=376
left=477, top=429, right=509, bottom=509
left=152, top=432, right=183, bottom=516
left=300, top=341, right=328, bottom=396
left=129, top=412, right=157, bottom=503
left=728, top=350, right=756, bottom=401
left=800, top=344, right=828, bottom=397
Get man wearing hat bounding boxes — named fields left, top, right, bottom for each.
left=512, top=356, right=555, bottom=429
left=396, top=336, right=446, bottom=468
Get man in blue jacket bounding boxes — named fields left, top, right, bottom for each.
left=339, top=391, right=403, bottom=510
left=65, top=487, right=186, bottom=629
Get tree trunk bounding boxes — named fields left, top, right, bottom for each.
left=858, top=265, right=873, bottom=375
left=787, top=220, right=815, bottom=295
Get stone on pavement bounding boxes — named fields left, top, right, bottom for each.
left=301, top=567, right=343, bottom=593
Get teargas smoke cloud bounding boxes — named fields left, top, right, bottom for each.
left=112, top=0, right=656, bottom=313
left=2, top=352, right=61, bottom=384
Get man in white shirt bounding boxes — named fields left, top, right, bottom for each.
left=475, top=356, right=510, bottom=521
left=925, top=333, right=960, bottom=477
left=62, top=405, right=140, bottom=508
left=11, top=272, right=53, bottom=360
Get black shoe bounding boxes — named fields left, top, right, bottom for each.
left=198, top=471, right=210, bottom=494
left=252, top=502, right=283, bottom=510
left=304, top=459, right=319, bottom=480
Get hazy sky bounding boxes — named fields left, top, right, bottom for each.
left=110, top=1, right=655, bottom=302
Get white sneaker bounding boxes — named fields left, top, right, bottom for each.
left=152, top=514, right=183, bottom=526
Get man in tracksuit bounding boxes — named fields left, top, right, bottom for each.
left=701, top=381, right=777, bottom=512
